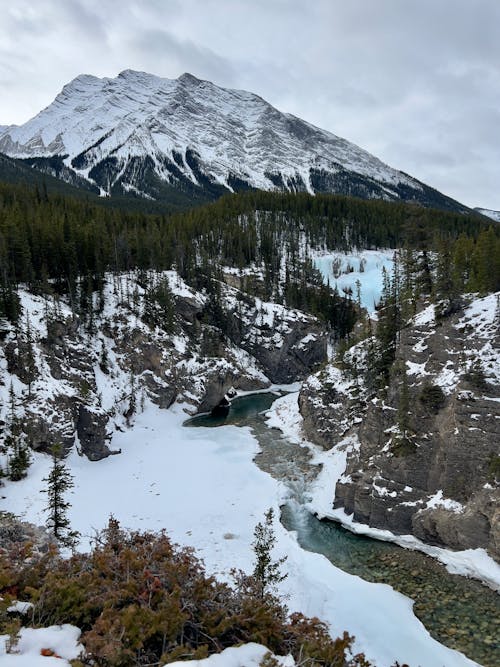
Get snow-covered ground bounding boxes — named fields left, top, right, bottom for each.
left=312, top=250, right=394, bottom=312
left=0, top=625, right=82, bottom=666
left=1, top=395, right=482, bottom=667
left=0, top=625, right=293, bottom=667
left=406, top=292, right=500, bottom=394
left=0, top=636, right=293, bottom=667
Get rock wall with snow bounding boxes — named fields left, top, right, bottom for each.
left=300, top=293, right=500, bottom=560
left=0, top=272, right=326, bottom=465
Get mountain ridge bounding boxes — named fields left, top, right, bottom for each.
left=475, top=207, right=500, bottom=222
left=0, top=70, right=469, bottom=211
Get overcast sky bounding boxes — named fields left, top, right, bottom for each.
left=0, top=0, right=499, bottom=209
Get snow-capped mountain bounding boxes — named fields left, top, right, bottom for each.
left=475, top=207, right=500, bottom=222
left=0, top=70, right=466, bottom=210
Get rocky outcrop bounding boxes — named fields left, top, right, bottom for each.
left=76, top=405, right=113, bottom=461
left=300, top=294, right=500, bottom=560
left=247, top=324, right=326, bottom=384
left=209, top=283, right=328, bottom=384
left=24, top=396, right=76, bottom=454
left=299, top=364, right=361, bottom=449
left=412, top=488, right=497, bottom=553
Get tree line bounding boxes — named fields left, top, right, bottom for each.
left=0, top=182, right=497, bottom=334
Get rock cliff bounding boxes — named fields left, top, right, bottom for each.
left=300, top=293, right=500, bottom=560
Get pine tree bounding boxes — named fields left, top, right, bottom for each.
left=470, top=227, right=500, bottom=294
left=391, top=360, right=416, bottom=456
left=124, top=371, right=137, bottom=425
left=22, top=315, right=37, bottom=397
left=251, top=507, right=287, bottom=599
left=416, top=250, right=433, bottom=296
left=396, top=360, right=411, bottom=440
left=400, top=247, right=417, bottom=321
left=464, top=358, right=489, bottom=391
left=42, top=444, right=79, bottom=548
left=5, top=382, right=28, bottom=480
left=7, top=435, right=31, bottom=482
left=143, top=277, right=175, bottom=332
left=371, top=267, right=399, bottom=388
left=434, top=239, right=461, bottom=317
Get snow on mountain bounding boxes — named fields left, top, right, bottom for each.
left=0, top=71, right=465, bottom=209
left=475, top=207, right=500, bottom=222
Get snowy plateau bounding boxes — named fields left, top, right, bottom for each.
left=0, top=250, right=498, bottom=667
left=0, top=70, right=466, bottom=210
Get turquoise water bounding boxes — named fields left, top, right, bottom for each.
left=185, top=393, right=500, bottom=666
left=184, top=392, right=281, bottom=428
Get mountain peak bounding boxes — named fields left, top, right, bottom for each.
left=0, top=70, right=467, bottom=212
left=177, top=72, right=201, bottom=85
left=63, top=73, right=101, bottom=89
left=117, top=69, right=155, bottom=82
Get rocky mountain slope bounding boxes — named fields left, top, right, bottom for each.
left=0, top=70, right=467, bottom=210
left=299, top=293, right=500, bottom=560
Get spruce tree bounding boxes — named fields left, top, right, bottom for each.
left=371, top=267, right=399, bottom=388
left=7, top=435, right=31, bottom=481
left=251, top=507, right=287, bottom=599
left=22, top=315, right=37, bottom=397
left=4, top=381, right=31, bottom=481
left=42, top=444, right=79, bottom=548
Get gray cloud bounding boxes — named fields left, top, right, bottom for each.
left=128, top=29, right=237, bottom=85
left=0, top=0, right=498, bottom=209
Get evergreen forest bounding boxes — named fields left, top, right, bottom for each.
left=1, top=183, right=498, bottom=339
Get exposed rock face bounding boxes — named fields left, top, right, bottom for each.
left=76, top=405, right=113, bottom=461
left=300, top=294, right=500, bottom=560
left=0, top=271, right=327, bottom=465
left=245, top=322, right=326, bottom=384
left=208, top=286, right=327, bottom=385
left=24, top=396, right=76, bottom=454
left=197, top=372, right=239, bottom=415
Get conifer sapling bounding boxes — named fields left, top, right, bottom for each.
left=42, top=444, right=79, bottom=548
left=252, top=507, right=287, bottom=599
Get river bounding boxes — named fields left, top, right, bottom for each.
left=186, top=392, right=500, bottom=667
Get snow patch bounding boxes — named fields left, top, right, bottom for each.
left=0, top=625, right=82, bottom=666
left=424, top=490, right=464, bottom=513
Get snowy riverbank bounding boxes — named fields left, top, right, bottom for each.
left=266, top=391, right=500, bottom=593
left=2, top=395, right=482, bottom=667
